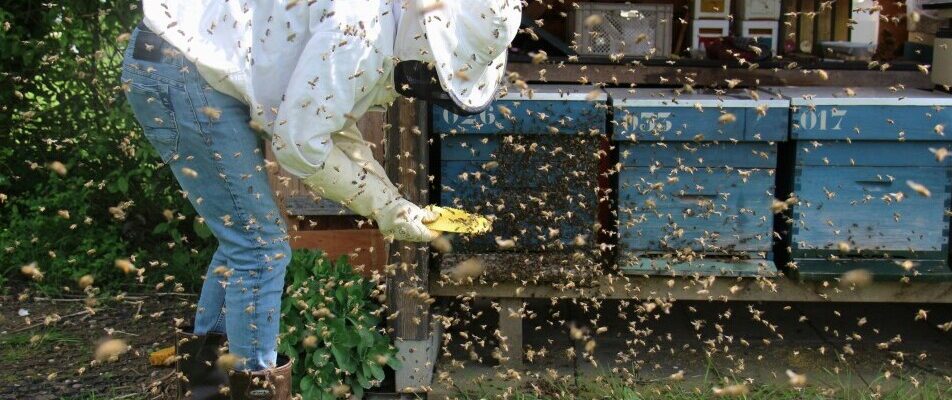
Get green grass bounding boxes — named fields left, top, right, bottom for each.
left=0, top=329, right=81, bottom=364
left=61, top=391, right=148, bottom=400
left=451, top=371, right=952, bottom=400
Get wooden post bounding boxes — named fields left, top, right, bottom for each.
left=384, top=98, right=437, bottom=392
left=497, top=298, right=524, bottom=369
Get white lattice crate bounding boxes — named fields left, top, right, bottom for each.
left=571, top=3, right=673, bottom=58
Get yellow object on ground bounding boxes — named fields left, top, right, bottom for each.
left=149, top=346, right=176, bottom=367
left=424, top=205, right=492, bottom=234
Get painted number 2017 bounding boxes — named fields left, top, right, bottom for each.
left=799, top=109, right=847, bottom=131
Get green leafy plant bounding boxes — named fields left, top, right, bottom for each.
left=279, top=250, right=399, bottom=399
left=0, top=1, right=214, bottom=293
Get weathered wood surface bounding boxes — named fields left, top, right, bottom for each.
left=496, top=298, right=524, bottom=368
left=507, top=62, right=933, bottom=88
left=265, top=112, right=387, bottom=217
left=384, top=98, right=432, bottom=341
left=430, top=274, right=952, bottom=303
left=288, top=229, right=385, bottom=277
left=438, top=253, right=601, bottom=285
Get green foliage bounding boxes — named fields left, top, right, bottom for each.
left=279, top=250, right=399, bottom=399
left=0, top=2, right=214, bottom=292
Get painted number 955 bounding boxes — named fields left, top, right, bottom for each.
left=626, top=112, right=673, bottom=133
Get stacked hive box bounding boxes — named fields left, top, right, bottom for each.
left=609, top=88, right=789, bottom=276
left=432, top=85, right=607, bottom=282
left=735, top=0, right=781, bottom=55
left=691, top=0, right=731, bottom=52
left=768, top=87, right=952, bottom=281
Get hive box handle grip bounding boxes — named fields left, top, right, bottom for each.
left=854, top=180, right=892, bottom=187
left=674, top=193, right=719, bottom=204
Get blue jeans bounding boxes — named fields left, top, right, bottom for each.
left=121, top=26, right=291, bottom=371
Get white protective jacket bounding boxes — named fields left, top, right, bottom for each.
left=142, top=0, right=433, bottom=178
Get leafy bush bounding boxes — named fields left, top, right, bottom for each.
left=0, top=1, right=214, bottom=293
left=279, top=250, right=399, bottom=399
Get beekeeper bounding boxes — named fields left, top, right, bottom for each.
left=148, top=0, right=520, bottom=242
left=124, top=0, right=521, bottom=398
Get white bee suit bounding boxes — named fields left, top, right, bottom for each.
left=142, top=0, right=521, bottom=241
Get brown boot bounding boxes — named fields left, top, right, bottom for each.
left=175, top=328, right=229, bottom=400
left=226, top=356, right=292, bottom=400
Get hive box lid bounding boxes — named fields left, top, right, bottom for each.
left=432, top=84, right=607, bottom=134
left=765, top=86, right=952, bottom=106
left=764, top=86, right=952, bottom=141
left=607, top=88, right=789, bottom=142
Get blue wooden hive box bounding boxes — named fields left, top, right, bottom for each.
left=767, top=86, right=952, bottom=281
left=608, top=88, right=789, bottom=277
left=432, top=85, right=608, bottom=281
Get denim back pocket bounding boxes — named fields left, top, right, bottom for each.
left=125, top=82, right=179, bottom=163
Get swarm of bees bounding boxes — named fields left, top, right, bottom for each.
left=6, top=0, right=952, bottom=399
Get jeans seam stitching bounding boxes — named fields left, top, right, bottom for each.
left=181, top=72, right=254, bottom=234
left=121, top=65, right=185, bottom=87
left=249, top=268, right=263, bottom=370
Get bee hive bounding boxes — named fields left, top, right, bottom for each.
left=433, top=85, right=608, bottom=283
left=609, top=88, right=789, bottom=277
left=768, top=86, right=952, bottom=281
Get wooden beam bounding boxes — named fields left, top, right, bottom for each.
left=384, top=98, right=432, bottom=341
left=506, top=62, right=933, bottom=88
left=385, top=98, right=442, bottom=393
left=430, top=275, right=952, bottom=304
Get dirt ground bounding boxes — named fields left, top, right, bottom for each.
left=431, top=299, right=952, bottom=398
left=2, top=291, right=951, bottom=399
left=0, top=293, right=191, bottom=400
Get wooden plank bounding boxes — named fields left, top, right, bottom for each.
left=791, top=166, right=950, bottom=252
left=618, top=142, right=778, bottom=168
left=618, top=167, right=776, bottom=252
left=384, top=98, right=432, bottom=342
left=432, top=88, right=607, bottom=135
left=794, top=141, right=952, bottom=167
left=504, top=62, right=932, bottom=88
left=789, top=104, right=952, bottom=141
left=832, top=0, right=850, bottom=41
left=780, top=0, right=798, bottom=55
left=438, top=253, right=601, bottom=285
left=800, top=0, right=816, bottom=53
left=429, top=274, right=952, bottom=303
left=289, top=229, right=386, bottom=278
left=621, top=257, right=778, bottom=277
left=815, top=0, right=832, bottom=45
left=791, top=257, right=952, bottom=281
left=496, top=298, right=524, bottom=368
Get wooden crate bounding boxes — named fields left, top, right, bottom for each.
left=432, top=85, right=608, bottom=281
left=265, top=112, right=390, bottom=277
left=570, top=2, right=673, bottom=57
left=768, top=86, right=952, bottom=281
left=609, top=88, right=789, bottom=276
